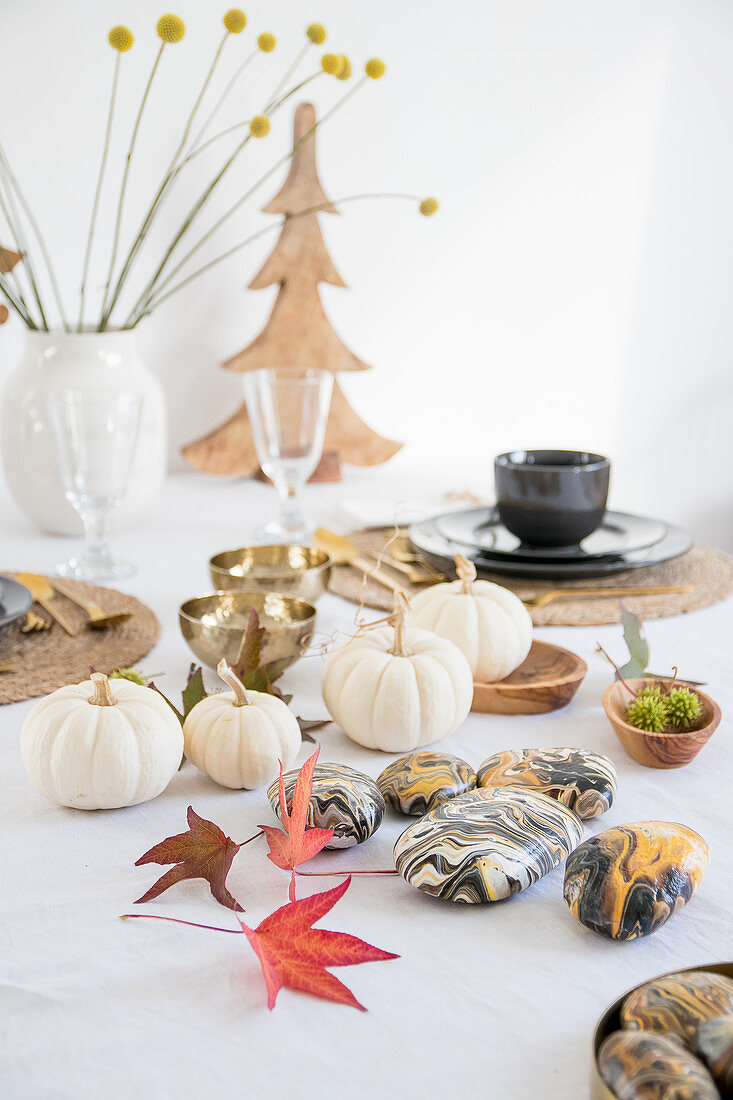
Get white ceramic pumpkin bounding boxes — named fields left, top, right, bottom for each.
left=20, top=673, right=184, bottom=810
left=182, top=660, right=301, bottom=789
left=321, top=594, right=473, bottom=752
left=409, top=554, right=533, bottom=683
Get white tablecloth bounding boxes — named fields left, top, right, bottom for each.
left=3, top=472, right=732, bottom=1099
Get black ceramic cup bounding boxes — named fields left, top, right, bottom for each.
left=494, top=450, right=611, bottom=548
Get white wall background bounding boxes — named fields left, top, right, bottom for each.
left=1, top=0, right=732, bottom=546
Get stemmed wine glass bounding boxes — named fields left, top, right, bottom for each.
left=47, top=390, right=143, bottom=580
left=242, top=367, right=333, bottom=541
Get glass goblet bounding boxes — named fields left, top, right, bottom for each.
left=242, top=367, right=333, bottom=542
left=47, top=390, right=143, bottom=580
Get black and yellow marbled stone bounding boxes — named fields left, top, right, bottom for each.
left=621, top=971, right=733, bottom=1047
left=377, top=752, right=476, bottom=817
left=598, top=1030, right=719, bottom=1099
left=267, top=762, right=384, bottom=849
left=394, top=786, right=583, bottom=903
left=695, top=1015, right=733, bottom=1096
left=563, top=821, right=709, bottom=941
left=477, top=746, right=616, bottom=820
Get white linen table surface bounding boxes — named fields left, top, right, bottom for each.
left=2, top=471, right=731, bottom=1100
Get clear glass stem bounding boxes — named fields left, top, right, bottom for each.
left=79, top=507, right=113, bottom=568
left=275, top=477, right=306, bottom=535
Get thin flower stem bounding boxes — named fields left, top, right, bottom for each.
left=0, top=144, right=69, bottom=331
left=78, top=55, right=120, bottom=331
left=123, top=76, right=360, bottom=327
left=0, top=154, right=47, bottom=329
left=0, top=235, right=32, bottom=321
left=265, top=42, right=309, bottom=111
left=187, top=48, right=259, bottom=151
left=100, top=42, right=165, bottom=328
left=595, top=643, right=636, bottom=697
left=100, top=34, right=231, bottom=329
left=120, top=913, right=243, bottom=933
left=129, top=193, right=421, bottom=323
left=0, top=271, right=36, bottom=328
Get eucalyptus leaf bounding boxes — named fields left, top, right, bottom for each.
left=618, top=602, right=650, bottom=678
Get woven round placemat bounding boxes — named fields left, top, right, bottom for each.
left=0, top=576, right=160, bottom=704
left=326, top=531, right=733, bottom=626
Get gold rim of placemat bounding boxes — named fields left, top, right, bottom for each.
left=0, top=575, right=160, bottom=704
left=326, top=532, right=733, bottom=626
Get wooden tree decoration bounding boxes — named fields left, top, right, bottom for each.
left=0, top=246, right=22, bottom=325
left=182, top=102, right=402, bottom=480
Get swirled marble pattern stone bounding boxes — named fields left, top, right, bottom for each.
left=598, top=1030, right=719, bottom=1099
left=695, top=1015, right=733, bottom=1095
left=393, top=786, right=583, bottom=903
left=477, top=746, right=616, bottom=820
left=563, top=822, right=709, bottom=941
left=621, top=971, right=733, bottom=1046
left=377, top=752, right=476, bottom=817
left=267, top=763, right=384, bottom=849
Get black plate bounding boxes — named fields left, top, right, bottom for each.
left=409, top=516, right=693, bottom=580
left=435, top=507, right=668, bottom=562
left=0, top=576, right=33, bottom=629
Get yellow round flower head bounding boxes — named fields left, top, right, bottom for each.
left=419, top=197, right=439, bottom=217
left=249, top=115, right=271, bottom=138
left=306, top=23, right=326, bottom=45
left=223, top=9, right=247, bottom=34
left=108, top=25, right=134, bottom=52
left=257, top=32, right=276, bottom=52
left=365, top=57, right=386, bottom=79
left=157, top=14, right=185, bottom=44
left=321, top=52, right=340, bottom=75
left=337, top=55, right=352, bottom=80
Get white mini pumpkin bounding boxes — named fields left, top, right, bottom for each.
left=321, top=594, right=473, bottom=752
left=409, top=554, right=533, bottom=683
left=183, top=660, right=301, bottom=789
left=21, top=673, right=184, bottom=810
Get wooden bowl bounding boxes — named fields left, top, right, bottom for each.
left=471, top=639, right=587, bottom=715
left=591, top=961, right=733, bottom=1098
left=179, top=591, right=316, bottom=670
left=602, top=678, right=721, bottom=769
left=209, top=545, right=331, bottom=603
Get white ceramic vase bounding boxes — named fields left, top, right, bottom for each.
left=1, top=330, right=167, bottom=535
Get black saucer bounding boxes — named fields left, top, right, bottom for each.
left=0, top=576, right=33, bottom=629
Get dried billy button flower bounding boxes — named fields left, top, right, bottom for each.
left=223, top=9, right=247, bottom=34
left=156, top=14, right=186, bottom=44
left=257, top=32, right=276, bottom=52
left=419, top=197, right=439, bottom=216
left=249, top=115, right=271, bottom=138
left=306, top=23, right=327, bottom=45
left=365, top=58, right=386, bottom=79
left=108, top=25, right=134, bottom=52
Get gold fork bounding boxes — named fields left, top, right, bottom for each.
left=50, top=578, right=132, bottom=630
left=21, top=610, right=51, bottom=633
left=522, top=585, right=693, bottom=610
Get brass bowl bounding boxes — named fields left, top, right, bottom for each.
left=209, top=545, right=331, bottom=603
left=591, top=961, right=733, bottom=1098
left=179, top=591, right=317, bottom=670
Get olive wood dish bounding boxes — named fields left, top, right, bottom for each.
left=179, top=591, right=316, bottom=670
left=209, top=545, right=331, bottom=602
left=471, top=639, right=587, bottom=714
left=591, top=961, right=733, bottom=1099
left=602, top=678, right=721, bottom=769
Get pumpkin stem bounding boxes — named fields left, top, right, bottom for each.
left=88, top=672, right=117, bottom=707
left=217, top=659, right=251, bottom=706
left=389, top=591, right=411, bottom=657
left=455, top=553, right=476, bottom=593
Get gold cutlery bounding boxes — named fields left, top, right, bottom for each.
left=313, top=529, right=406, bottom=595
left=50, top=578, right=132, bottom=630
left=13, top=574, right=79, bottom=637
left=388, top=536, right=445, bottom=579
left=21, top=610, right=51, bottom=633
left=522, top=585, right=694, bottom=611
left=360, top=550, right=440, bottom=586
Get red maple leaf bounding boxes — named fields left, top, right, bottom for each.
left=134, top=806, right=243, bottom=911
left=259, top=745, right=334, bottom=901
left=239, top=876, right=398, bottom=1010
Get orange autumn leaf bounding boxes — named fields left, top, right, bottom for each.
left=259, top=744, right=334, bottom=901
left=134, top=806, right=244, bottom=911
left=239, top=876, right=398, bottom=1010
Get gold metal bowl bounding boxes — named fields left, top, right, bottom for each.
left=209, top=545, right=331, bottom=603
left=179, top=591, right=317, bottom=670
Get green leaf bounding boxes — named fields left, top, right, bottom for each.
left=149, top=681, right=184, bottom=726
left=181, top=664, right=209, bottom=718
left=618, top=602, right=650, bottom=678
left=297, top=717, right=332, bottom=743
left=235, top=608, right=265, bottom=679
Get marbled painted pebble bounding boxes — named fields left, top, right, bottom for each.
left=377, top=751, right=476, bottom=816
left=393, top=785, right=583, bottom=903
left=598, top=1030, right=719, bottom=1099
left=267, top=762, right=384, bottom=849
left=477, top=746, right=616, bottom=820
left=563, top=822, right=709, bottom=941
left=695, top=1015, right=733, bottom=1095
left=621, top=970, right=733, bottom=1046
